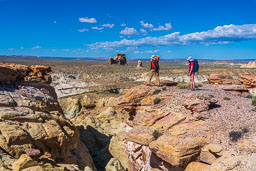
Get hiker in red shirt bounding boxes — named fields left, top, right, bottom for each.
left=187, top=56, right=195, bottom=90
left=147, top=55, right=160, bottom=86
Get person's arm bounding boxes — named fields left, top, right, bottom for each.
left=157, top=56, right=160, bottom=61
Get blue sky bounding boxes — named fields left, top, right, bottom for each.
left=0, top=0, right=256, bottom=59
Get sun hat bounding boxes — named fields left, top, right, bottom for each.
left=187, top=56, right=193, bottom=61
left=151, top=55, right=155, bottom=59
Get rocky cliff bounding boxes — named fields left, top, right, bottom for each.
left=0, top=63, right=96, bottom=171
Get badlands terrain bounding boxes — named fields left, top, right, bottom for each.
left=0, top=57, right=256, bottom=171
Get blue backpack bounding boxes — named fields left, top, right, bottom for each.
left=192, top=59, right=199, bottom=72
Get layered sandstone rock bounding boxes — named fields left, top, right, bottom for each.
left=114, top=85, right=217, bottom=170
left=240, top=60, right=256, bottom=68
left=0, top=62, right=52, bottom=84
left=0, top=63, right=96, bottom=171
left=240, top=74, right=256, bottom=96
left=207, top=74, right=241, bottom=85
left=108, top=54, right=127, bottom=65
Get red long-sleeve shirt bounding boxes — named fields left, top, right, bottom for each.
left=189, top=61, right=194, bottom=72
left=150, top=56, right=160, bottom=69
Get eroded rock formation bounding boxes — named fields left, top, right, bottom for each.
left=207, top=74, right=241, bottom=85
left=108, top=54, right=127, bottom=65
left=0, top=63, right=96, bottom=171
left=240, top=60, right=256, bottom=68
left=110, top=84, right=256, bottom=171
left=137, top=60, right=142, bottom=68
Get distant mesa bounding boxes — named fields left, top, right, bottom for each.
left=108, top=54, right=127, bottom=65
left=240, top=60, right=256, bottom=68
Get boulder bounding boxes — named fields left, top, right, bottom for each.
left=108, top=132, right=129, bottom=169
left=185, top=162, right=209, bottom=171
left=240, top=74, right=256, bottom=88
left=0, top=63, right=52, bottom=84
left=207, top=74, right=240, bottom=85
left=108, top=54, right=127, bottom=65
left=105, top=158, right=125, bottom=171
left=137, top=60, right=142, bottom=68
left=12, top=154, right=38, bottom=171
left=58, top=97, right=81, bottom=119
left=200, top=144, right=223, bottom=164
left=149, top=135, right=208, bottom=167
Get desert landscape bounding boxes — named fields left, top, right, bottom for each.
left=0, top=56, right=255, bottom=170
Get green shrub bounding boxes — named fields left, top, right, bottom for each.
left=152, top=130, right=161, bottom=140
left=245, top=94, right=253, bottom=99
left=178, top=84, right=190, bottom=89
left=252, top=98, right=256, bottom=106
left=229, top=131, right=242, bottom=142
left=224, top=97, right=231, bottom=100
left=242, top=127, right=249, bottom=134
left=197, top=84, right=203, bottom=88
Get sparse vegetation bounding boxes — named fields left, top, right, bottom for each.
left=178, top=84, right=190, bottom=89
left=245, top=94, right=253, bottom=99
left=154, top=97, right=161, bottom=104
left=153, top=89, right=161, bottom=95
left=197, top=84, right=203, bottom=88
left=224, top=97, right=231, bottom=100
left=152, top=130, right=162, bottom=140
left=242, top=127, right=249, bottom=134
left=229, top=131, right=242, bottom=142
left=252, top=97, right=256, bottom=106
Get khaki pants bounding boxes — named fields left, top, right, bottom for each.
left=148, top=69, right=160, bottom=85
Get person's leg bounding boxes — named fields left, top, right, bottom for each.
left=156, top=69, right=160, bottom=86
left=191, top=72, right=195, bottom=88
left=147, top=69, right=154, bottom=84
left=190, top=73, right=193, bottom=88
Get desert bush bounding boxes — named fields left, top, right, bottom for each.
left=153, top=89, right=161, bottom=95
left=152, top=130, right=161, bottom=140
left=245, top=94, right=253, bottom=99
left=242, top=127, right=249, bottom=134
left=178, top=84, right=190, bottom=89
left=197, top=84, right=203, bottom=88
left=224, top=97, right=231, bottom=100
left=229, top=131, right=242, bottom=142
left=154, top=97, right=161, bottom=104
left=252, top=98, right=256, bottom=106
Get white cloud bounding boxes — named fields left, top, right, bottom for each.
left=168, top=50, right=172, bottom=53
left=101, top=24, right=115, bottom=28
left=92, top=26, right=104, bottom=30
left=153, top=23, right=172, bottom=31
left=8, top=48, right=14, bottom=51
left=121, top=23, right=126, bottom=27
left=89, top=24, right=256, bottom=49
left=140, top=21, right=154, bottom=29
left=63, top=49, right=70, bottom=52
left=79, top=17, right=97, bottom=23
left=78, top=28, right=89, bottom=32
left=120, top=27, right=138, bottom=35
left=32, top=46, right=41, bottom=49
left=134, top=50, right=159, bottom=54
left=140, top=28, right=147, bottom=35
left=53, top=20, right=57, bottom=24
left=52, top=49, right=57, bottom=52
left=20, top=47, right=24, bottom=49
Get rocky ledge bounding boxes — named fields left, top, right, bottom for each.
left=110, top=84, right=256, bottom=171
left=0, top=63, right=96, bottom=171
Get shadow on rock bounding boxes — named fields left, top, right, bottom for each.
left=77, top=125, right=113, bottom=171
